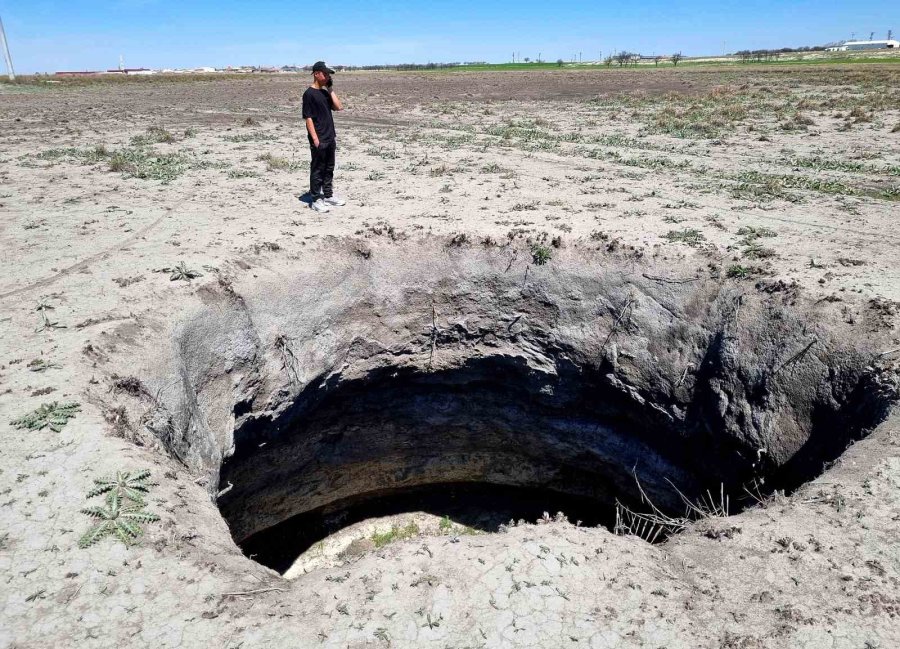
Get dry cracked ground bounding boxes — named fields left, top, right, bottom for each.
left=1, top=66, right=900, bottom=648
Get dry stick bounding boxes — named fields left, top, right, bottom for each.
left=601, top=297, right=635, bottom=350
left=877, top=347, right=900, bottom=358
left=676, top=363, right=694, bottom=387
left=641, top=273, right=701, bottom=284
left=773, top=337, right=818, bottom=375
left=220, top=587, right=285, bottom=598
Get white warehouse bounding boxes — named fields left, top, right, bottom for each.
left=827, top=39, right=899, bottom=52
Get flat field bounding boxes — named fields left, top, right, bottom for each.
left=1, top=66, right=899, bottom=649
left=2, top=66, right=899, bottom=304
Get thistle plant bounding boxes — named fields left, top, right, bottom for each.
left=159, top=261, right=202, bottom=281
left=11, top=402, right=80, bottom=432
left=86, top=469, right=153, bottom=505
left=78, top=491, right=160, bottom=548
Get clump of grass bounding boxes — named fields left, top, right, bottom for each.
left=257, top=152, right=287, bottom=170
left=892, top=123, right=900, bottom=134
left=531, top=244, right=552, bottom=265
left=736, top=226, right=777, bottom=242
left=371, top=521, right=420, bottom=548
left=34, top=145, right=110, bottom=165
left=881, top=186, right=900, bottom=201
left=663, top=228, right=706, bottom=247
left=108, top=148, right=192, bottom=183
left=183, top=127, right=197, bottom=138
left=726, top=264, right=760, bottom=279
left=848, top=107, right=873, bottom=124
left=11, top=402, right=80, bottom=432
left=227, top=168, right=259, bottom=179
left=735, top=225, right=777, bottom=258
left=27, top=358, right=61, bottom=372
left=223, top=132, right=277, bottom=143
left=130, top=126, right=176, bottom=146
left=256, top=152, right=305, bottom=172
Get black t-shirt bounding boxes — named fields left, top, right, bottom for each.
left=301, top=87, right=336, bottom=147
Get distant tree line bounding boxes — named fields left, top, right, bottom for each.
left=734, top=46, right=826, bottom=63
left=602, top=51, right=683, bottom=67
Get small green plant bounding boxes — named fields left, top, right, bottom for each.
left=130, top=126, right=175, bottom=146
left=11, top=402, right=80, bottom=432
left=531, top=244, right=552, bottom=265
left=257, top=152, right=293, bottom=171
left=159, top=261, right=202, bottom=281
left=223, top=132, right=277, bottom=143
left=735, top=226, right=777, bottom=242
left=371, top=521, right=420, bottom=548
left=227, top=168, right=259, bottom=179
left=78, top=491, right=160, bottom=548
left=27, top=358, right=61, bottom=372
left=86, top=469, right=153, bottom=505
left=726, top=264, right=758, bottom=279
left=439, top=515, right=453, bottom=533
left=663, top=228, right=706, bottom=247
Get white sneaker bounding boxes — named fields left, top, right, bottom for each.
left=323, top=196, right=345, bottom=206
left=310, top=198, right=331, bottom=213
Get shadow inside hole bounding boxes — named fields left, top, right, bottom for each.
left=239, top=481, right=617, bottom=574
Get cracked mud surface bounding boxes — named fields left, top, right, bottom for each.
left=1, top=67, right=900, bottom=648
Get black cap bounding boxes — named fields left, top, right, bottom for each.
left=312, top=61, right=335, bottom=74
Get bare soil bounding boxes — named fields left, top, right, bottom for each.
left=1, top=67, right=899, bottom=648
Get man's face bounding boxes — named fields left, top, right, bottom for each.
left=314, top=70, right=328, bottom=84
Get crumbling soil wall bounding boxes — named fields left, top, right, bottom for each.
left=146, top=240, right=897, bottom=545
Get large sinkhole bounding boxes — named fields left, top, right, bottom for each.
left=160, top=248, right=897, bottom=576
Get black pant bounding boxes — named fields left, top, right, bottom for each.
left=309, top=142, right=336, bottom=200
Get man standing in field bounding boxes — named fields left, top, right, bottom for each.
left=302, top=61, right=344, bottom=213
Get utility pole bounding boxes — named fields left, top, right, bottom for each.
left=0, top=14, right=15, bottom=81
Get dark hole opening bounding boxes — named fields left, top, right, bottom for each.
left=216, top=352, right=892, bottom=575
left=240, top=481, right=615, bottom=574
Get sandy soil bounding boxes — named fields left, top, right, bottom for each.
left=0, top=67, right=899, bottom=648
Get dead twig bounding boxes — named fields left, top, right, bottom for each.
left=602, top=297, right=635, bottom=350
left=773, top=338, right=817, bottom=375
left=220, top=587, right=285, bottom=598
left=641, top=273, right=700, bottom=284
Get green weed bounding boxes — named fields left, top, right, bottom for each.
left=531, top=244, right=552, bottom=265
left=663, top=228, right=706, bottom=247
left=11, top=402, right=80, bottom=432
left=79, top=491, right=160, bottom=548
left=372, top=521, right=420, bottom=548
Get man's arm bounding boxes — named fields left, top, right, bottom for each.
left=305, top=117, right=320, bottom=147
left=329, top=89, right=343, bottom=111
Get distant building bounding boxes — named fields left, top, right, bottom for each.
left=827, top=39, right=899, bottom=52
left=55, top=70, right=101, bottom=76
left=105, top=68, right=154, bottom=75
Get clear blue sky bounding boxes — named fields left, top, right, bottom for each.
left=3, top=1, right=897, bottom=73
